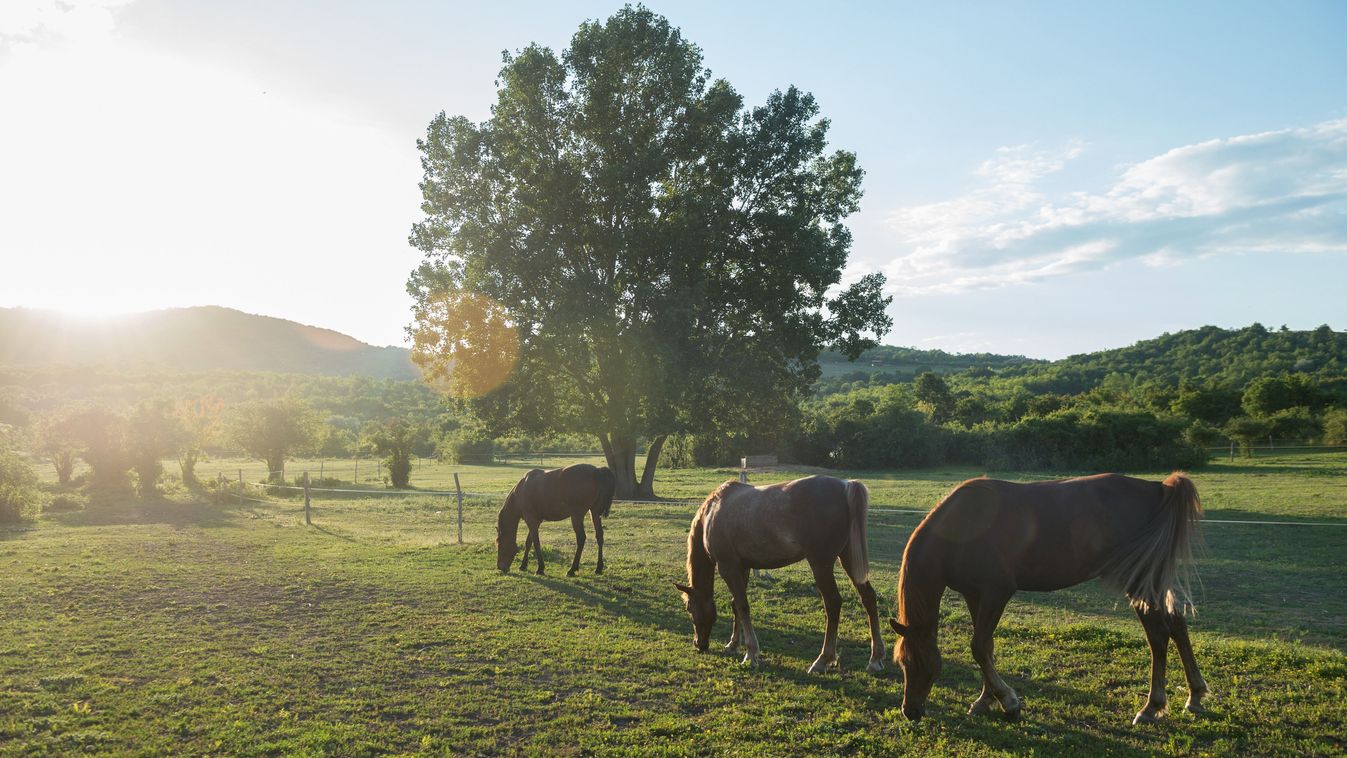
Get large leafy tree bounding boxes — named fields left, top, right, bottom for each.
left=408, top=6, right=891, bottom=497
left=227, top=399, right=320, bottom=483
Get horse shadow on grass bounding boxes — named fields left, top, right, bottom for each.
left=518, top=564, right=1159, bottom=754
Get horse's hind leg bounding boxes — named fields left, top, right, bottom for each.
left=1165, top=610, right=1208, bottom=714
left=724, top=565, right=747, bottom=653
left=968, top=590, right=1021, bottom=719
left=1133, top=606, right=1171, bottom=724
left=568, top=514, right=586, bottom=577
left=806, top=558, right=842, bottom=674
left=840, top=549, right=885, bottom=673
left=591, top=512, right=604, bottom=574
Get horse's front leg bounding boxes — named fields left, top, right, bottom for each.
left=968, top=590, right=1021, bottom=719
left=807, top=558, right=842, bottom=674
left=524, top=523, right=544, bottom=575
left=719, top=563, right=759, bottom=666
left=1134, top=606, right=1172, bottom=724
left=519, top=530, right=533, bottom=571
left=568, top=514, right=585, bottom=577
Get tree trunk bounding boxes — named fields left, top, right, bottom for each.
left=266, top=453, right=285, bottom=484
left=636, top=434, right=668, bottom=500
left=601, top=433, right=639, bottom=500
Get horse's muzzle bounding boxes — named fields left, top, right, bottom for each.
left=903, top=705, right=924, bottom=722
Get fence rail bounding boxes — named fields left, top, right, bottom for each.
left=232, top=474, right=1347, bottom=530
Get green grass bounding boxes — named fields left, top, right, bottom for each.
left=3, top=454, right=1345, bottom=755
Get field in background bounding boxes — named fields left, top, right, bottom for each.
left=3, top=453, right=1345, bottom=755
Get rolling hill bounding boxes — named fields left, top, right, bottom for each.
left=0, top=306, right=418, bottom=380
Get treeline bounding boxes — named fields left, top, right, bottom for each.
left=669, top=324, right=1347, bottom=472
left=0, top=367, right=597, bottom=519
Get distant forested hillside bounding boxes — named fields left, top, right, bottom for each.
left=815, top=345, right=1040, bottom=395
left=782, top=323, right=1347, bottom=473
left=0, top=307, right=417, bottom=379
left=997, top=323, right=1347, bottom=394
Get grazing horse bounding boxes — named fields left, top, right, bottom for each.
left=495, top=464, right=616, bottom=576
left=675, top=476, right=885, bottom=674
left=889, top=472, right=1207, bottom=725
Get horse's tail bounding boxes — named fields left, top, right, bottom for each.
left=594, top=466, right=616, bottom=518
left=844, top=479, right=871, bottom=584
left=1105, top=472, right=1204, bottom=615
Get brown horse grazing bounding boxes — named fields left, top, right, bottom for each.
left=675, top=476, right=885, bottom=674
left=889, top=472, right=1207, bottom=725
left=495, top=464, right=616, bottom=576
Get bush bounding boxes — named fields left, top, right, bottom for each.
left=439, top=434, right=493, bottom=464
left=1, top=450, right=46, bottom=524
left=975, top=409, right=1208, bottom=472
left=1322, top=408, right=1347, bottom=446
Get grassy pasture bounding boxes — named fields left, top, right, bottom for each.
left=2, top=454, right=1345, bottom=755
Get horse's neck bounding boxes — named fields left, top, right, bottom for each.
left=497, top=497, right=522, bottom=540
left=687, top=512, right=715, bottom=594
left=897, top=550, right=945, bottom=632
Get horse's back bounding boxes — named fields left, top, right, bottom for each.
left=704, top=476, right=852, bottom=569
left=925, top=474, right=1168, bottom=592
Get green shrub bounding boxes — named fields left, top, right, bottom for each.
left=1, top=450, right=45, bottom=523
left=439, top=434, right=493, bottom=464
left=1322, top=408, right=1347, bottom=446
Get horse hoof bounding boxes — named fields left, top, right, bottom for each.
left=741, top=655, right=760, bottom=668
left=595, top=567, right=604, bottom=575
left=969, top=699, right=994, bottom=717
left=535, top=569, right=545, bottom=576
left=567, top=570, right=577, bottom=577
left=866, top=660, right=884, bottom=674
left=1003, top=705, right=1022, bottom=722
left=1185, top=699, right=1206, bottom=714
left=1133, top=708, right=1163, bottom=726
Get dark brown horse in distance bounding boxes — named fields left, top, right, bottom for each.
left=676, top=476, right=885, bottom=674
left=890, top=472, right=1207, bottom=725
left=495, top=464, right=616, bottom=576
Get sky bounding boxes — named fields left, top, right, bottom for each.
left=2, top=0, right=1345, bottom=359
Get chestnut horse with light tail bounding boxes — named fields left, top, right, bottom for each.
left=676, top=476, right=885, bottom=674
left=890, top=472, right=1207, bottom=725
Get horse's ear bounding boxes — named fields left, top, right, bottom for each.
left=672, top=581, right=693, bottom=595
left=890, top=618, right=909, bottom=637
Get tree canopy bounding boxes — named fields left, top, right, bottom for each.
left=408, top=6, right=891, bottom=496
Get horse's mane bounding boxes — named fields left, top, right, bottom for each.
left=897, top=478, right=990, bottom=629
left=686, top=482, right=731, bottom=589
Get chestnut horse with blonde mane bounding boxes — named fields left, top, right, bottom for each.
left=890, top=472, right=1207, bottom=725
left=676, top=476, right=885, bottom=674
left=495, top=464, right=616, bottom=576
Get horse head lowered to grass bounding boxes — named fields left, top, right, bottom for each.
left=495, top=463, right=616, bottom=576
left=890, top=472, right=1208, bottom=725
left=676, top=475, right=886, bottom=674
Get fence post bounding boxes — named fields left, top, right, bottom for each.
left=454, top=472, right=464, bottom=545
left=319, top=459, right=324, bottom=480
left=1230, top=442, right=1235, bottom=461
left=303, top=471, right=311, bottom=526
left=237, top=468, right=243, bottom=506
left=354, top=459, right=359, bottom=483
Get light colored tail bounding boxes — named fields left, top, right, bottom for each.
left=1104, top=472, right=1204, bottom=615
left=844, top=479, right=871, bottom=584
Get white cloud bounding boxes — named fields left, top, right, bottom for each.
left=881, top=120, right=1347, bottom=295
left=0, top=0, right=134, bottom=46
